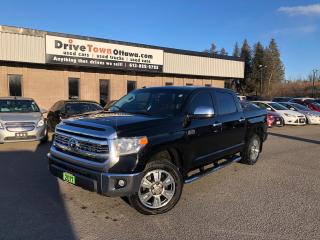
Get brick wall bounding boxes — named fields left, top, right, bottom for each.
left=0, top=65, right=225, bottom=110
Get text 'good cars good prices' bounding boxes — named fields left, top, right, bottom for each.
left=0, top=97, right=48, bottom=143
left=253, top=101, right=306, bottom=126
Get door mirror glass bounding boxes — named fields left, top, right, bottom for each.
left=290, top=107, right=295, bottom=111
left=266, top=107, right=272, bottom=111
left=190, top=106, right=214, bottom=119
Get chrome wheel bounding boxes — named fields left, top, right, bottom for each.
left=138, top=169, right=176, bottom=209
left=250, top=138, right=260, bottom=161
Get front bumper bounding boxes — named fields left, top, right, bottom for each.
left=48, top=153, right=143, bottom=197
left=307, top=116, right=320, bottom=124
left=283, top=116, right=306, bottom=125
left=0, top=125, right=47, bottom=143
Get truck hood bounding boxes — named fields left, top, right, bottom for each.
left=0, top=112, right=42, bottom=123
left=65, top=111, right=168, bottom=131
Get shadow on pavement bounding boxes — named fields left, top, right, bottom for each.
left=268, top=132, right=320, bottom=145
left=0, top=141, right=76, bottom=240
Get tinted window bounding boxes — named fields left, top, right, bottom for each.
left=69, top=78, right=79, bottom=99
left=269, top=102, right=288, bottom=110
left=0, top=100, right=39, bottom=113
left=165, top=82, right=173, bottom=86
left=255, top=102, right=268, bottom=109
left=127, top=81, right=136, bottom=93
left=110, top=89, right=188, bottom=116
left=65, top=102, right=102, bottom=116
left=8, top=75, right=22, bottom=97
left=189, top=93, right=213, bottom=113
left=100, top=80, right=109, bottom=106
left=215, top=92, right=237, bottom=115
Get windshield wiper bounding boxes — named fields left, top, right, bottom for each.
left=126, top=111, right=152, bottom=116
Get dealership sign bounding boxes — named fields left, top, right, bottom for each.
left=45, top=35, right=164, bottom=72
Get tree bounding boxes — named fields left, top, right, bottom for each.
left=240, top=39, right=253, bottom=93
left=264, top=39, right=285, bottom=96
left=203, top=42, right=218, bottom=55
left=251, top=42, right=265, bottom=95
left=220, top=48, right=227, bottom=55
left=232, top=42, right=240, bottom=57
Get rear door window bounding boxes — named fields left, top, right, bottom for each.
left=215, top=92, right=237, bottom=115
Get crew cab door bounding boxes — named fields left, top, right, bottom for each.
left=212, top=90, right=246, bottom=155
left=184, top=91, right=223, bottom=169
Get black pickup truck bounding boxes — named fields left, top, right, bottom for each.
left=48, top=86, right=267, bottom=215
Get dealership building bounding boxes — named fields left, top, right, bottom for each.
left=0, top=25, right=244, bottom=109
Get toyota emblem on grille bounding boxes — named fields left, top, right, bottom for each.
left=68, top=138, right=79, bottom=151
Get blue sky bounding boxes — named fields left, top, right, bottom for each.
left=0, top=0, right=319, bottom=79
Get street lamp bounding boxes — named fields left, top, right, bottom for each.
left=258, top=65, right=267, bottom=96
left=312, top=69, right=318, bottom=98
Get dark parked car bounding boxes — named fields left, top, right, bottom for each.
left=240, top=100, right=283, bottom=127
left=272, top=97, right=292, bottom=102
left=48, top=87, right=267, bottom=214
left=47, top=100, right=103, bottom=131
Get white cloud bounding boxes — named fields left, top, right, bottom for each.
left=273, top=26, right=317, bottom=34
left=278, top=4, right=320, bottom=16
left=262, top=26, right=317, bottom=38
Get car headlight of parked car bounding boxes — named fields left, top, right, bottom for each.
left=37, top=119, right=45, bottom=128
left=112, top=137, right=148, bottom=156
left=284, top=113, right=296, bottom=118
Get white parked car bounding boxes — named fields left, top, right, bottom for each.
left=278, top=102, right=320, bottom=125
left=253, top=101, right=306, bottom=126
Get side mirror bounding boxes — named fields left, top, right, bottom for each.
left=266, top=107, right=272, bottom=111
left=189, top=106, right=215, bottom=119
left=290, top=107, right=295, bottom=111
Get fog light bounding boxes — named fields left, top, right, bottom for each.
left=118, top=179, right=126, bottom=187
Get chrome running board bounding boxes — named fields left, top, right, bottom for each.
left=184, top=155, right=242, bottom=184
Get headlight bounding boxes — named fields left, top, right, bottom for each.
left=112, top=137, right=148, bottom=156
left=0, top=122, right=3, bottom=129
left=284, top=113, right=295, bottom=118
left=37, top=119, right=45, bottom=127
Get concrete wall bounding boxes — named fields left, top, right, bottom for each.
left=0, top=65, right=225, bottom=110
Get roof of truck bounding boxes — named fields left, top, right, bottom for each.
left=0, top=96, right=34, bottom=100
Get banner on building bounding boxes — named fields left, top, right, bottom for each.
left=45, top=35, right=163, bottom=72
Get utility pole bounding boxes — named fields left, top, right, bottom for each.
left=312, top=69, right=318, bottom=98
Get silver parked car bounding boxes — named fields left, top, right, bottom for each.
left=0, top=97, right=48, bottom=143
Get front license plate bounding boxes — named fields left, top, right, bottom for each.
left=63, top=172, right=76, bottom=185
left=15, top=132, right=28, bottom=138
left=276, top=121, right=281, bottom=124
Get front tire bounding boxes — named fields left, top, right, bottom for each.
left=129, top=160, right=183, bottom=215
left=240, top=134, right=261, bottom=165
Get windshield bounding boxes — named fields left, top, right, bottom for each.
left=269, top=102, right=288, bottom=111
left=0, top=100, right=40, bottom=113
left=291, top=103, right=310, bottom=111
left=108, top=89, right=189, bottom=116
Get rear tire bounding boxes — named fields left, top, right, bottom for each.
left=128, top=160, right=183, bottom=215
left=240, top=134, right=261, bottom=165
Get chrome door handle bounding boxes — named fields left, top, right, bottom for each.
left=212, top=122, right=222, bottom=127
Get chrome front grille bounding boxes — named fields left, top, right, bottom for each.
left=5, top=122, right=35, bottom=132
left=54, top=133, right=109, bottom=155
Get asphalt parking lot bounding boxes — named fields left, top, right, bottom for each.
left=0, top=125, right=319, bottom=240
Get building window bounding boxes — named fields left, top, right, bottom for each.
left=186, top=83, right=193, bottom=86
left=205, top=84, right=211, bottom=87
left=68, top=78, right=80, bottom=99
left=127, top=81, right=136, bottom=93
left=8, top=75, right=22, bottom=96
left=99, top=79, right=110, bottom=106
left=165, top=82, right=173, bottom=86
